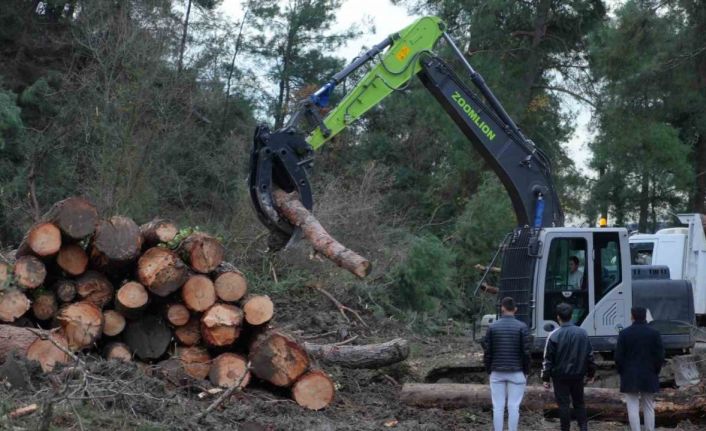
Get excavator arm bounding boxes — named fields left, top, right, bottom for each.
left=249, top=16, right=564, bottom=242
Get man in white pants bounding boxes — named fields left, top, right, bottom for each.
left=615, top=307, right=665, bottom=431
left=482, top=297, right=531, bottom=431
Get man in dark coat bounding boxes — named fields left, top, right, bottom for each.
left=541, top=303, right=596, bottom=431
left=482, top=296, right=531, bottom=431
left=615, top=307, right=665, bottom=431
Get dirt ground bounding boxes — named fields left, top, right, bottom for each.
left=1, top=284, right=704, bottom=431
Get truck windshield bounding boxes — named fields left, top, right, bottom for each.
left=630, top=242, right=654, bottom=265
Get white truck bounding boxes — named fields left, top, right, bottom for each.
left=629, top=214, right=706, bottom=325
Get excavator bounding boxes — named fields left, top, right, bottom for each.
left=249, top=16, right=695, bottom=353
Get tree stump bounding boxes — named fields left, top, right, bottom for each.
left=179, top=232, right=224, bottom=274
left=89, top=216, right=143, bottom=272
left=56, top=243, right=88, bottom=276
left=165, top=303, right=190, bottom=327
left=137, top=247, right=188, bottom=297
left=213, top=262, right=247, bottom=302
left=102, top=310, right=126, bottom=336
left=200, top=303, right=243, bottom=347
left=115, top=281, right=149, bottom=319
left=17, top=222, right=61, bottom=258
left=13, top=255, right=46, bottom=289
left=75, top=270, right=114, bottom=308
left=182, top=275, right=216, bottom=312
left=57, top=301, right=104, bottom=351
left=209, top=353, right=250, bottom=388
left=241, top=295, right=274, bottom=326
left=292, top=370, right=335, bottom=410
left=43, top=196, right=98, bottom=240
left=0, top=290, right=31, bottom=323
left=249, top=331, right=310, bottom=387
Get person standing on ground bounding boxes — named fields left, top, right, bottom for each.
left=615, top=307, right=665, bottom=431
left=482, top=296, right=531, bottom=431
left=541, top=302, right=596, bottom=431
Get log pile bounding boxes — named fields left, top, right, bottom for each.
left=0, top=196, right=336, bottom=410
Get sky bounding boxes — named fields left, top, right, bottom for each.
left=218, top=0, right=594, bottom=173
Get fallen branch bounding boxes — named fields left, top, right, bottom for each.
left=304, top=338, right=409, bottom=368
left=196, top=361, right=251, bottom=422
left=309, top=283, right=368, bottom=327
left=5, top=403, right=39, bottom=419
left=272, top=189, right=371, bottom=278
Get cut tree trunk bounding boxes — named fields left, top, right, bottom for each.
left=174, top=317, right=201, bottom=346
left=56, top=301, right=104, bottom=351
left=43, top=196, right=98, bottom=240
left=54, top=279, right=77, bottom=303
left=209, top=352, right=250, bottom=388
left=176, top=346, right=211, bottom=380
left=13, top=255, right=46, bottom=289
left=241, top=294, right=274, bottom=326
left=292, top=370, right=335, bottom=410
left=123, top=314, right=171, bottom=361
left=304, top=338, right=409, bottom=368
left=140, top=219, right=178, bottom=247
left=0, top=324, right=39, bottom=360
left=165, top=303, right=190, bottom=327
left=26, top=330, right=70, bottom=372
left=103, top=342, right=132, bottom=362
left=75, top=270, right=114, bottom=308
left=17, top=222, right=61, bottom=258
left=399, top=383, right=706, bottom=422
left=102, top=310, right=126, bottom=336
left=249, top=330, right=310, bottom=387
left=182, top=274, right=216, bottom=312
left=272, top=189, right=371, bottom=278
left=137, top=247, right=188, bottom=297
left=200, top=303, right=243, bottom=347
left=89, top=216, right=143, bottom=272
left=115, top=281, right=148, bottom=319
left=31, top=290, right=57, bottom=321
left=212, top=262, right=247, bottom=302
left=179, top=232, right=224, bottom=274
left=0, top=289, right=31, bottom=322
left=56, top=243, right=88, bottom=276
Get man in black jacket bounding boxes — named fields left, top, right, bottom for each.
left=541, top=303, right=596, bottom=431
left=482, top=297, right=531, bottom=431
left=615, top=307, right=664, bottom=431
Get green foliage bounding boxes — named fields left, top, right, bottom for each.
left=0, top=88, right=22, bottom=150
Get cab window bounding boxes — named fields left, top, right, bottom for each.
left=544, top=237, right=588, bottom=324
left=595, top=232, right=622, bottom=303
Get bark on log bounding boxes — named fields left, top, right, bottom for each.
left=26, top=331, right=70, bottom=372
left=179, top=232, right=224, bottom=274
left=89, top=216, right=143, bottom=272
left=399, top=383, right=706, bottom=422
left=0, top=289, right=31, bottom=322
left=176, top=346, right=211, bottom=380
left=75, top=270, right=114, bottom=308
left=0, top=325, right=70, bottom=372
left=54, top=279, right=77, bottom=303
left=137, top=247, right=188, bottom=297
left=200, top=303, right=243, bottom=347
left=43, top=196, right=98, bottom=240
left=56, top=243, right=88, bottom=276
left=249, top=331, right=310, bottom=387
left=292, top=370, right=335, bottom=410
left=165, top=303, right=190, bottom=327
left=272, top=189, right=371, bottom=278
left=0, top=262, right=10, bottom=287
left=13, top=255, right=46, bottom=289
left=102, top=310, right=126, bottom=337
left=241, top=294, right=274, bottom=326
left=31, top=290, right=57, bottom=321
left=103, top=342, right=132, bottom=362
left=209, top=352, right=250, bottom=388
left=303, top=338, right=409, bottom=368
left=140, top=218, right=178, bottom=247
left=17, top=222, right=61, bottom=258
left=115, top=281, right=148, bottom=319
left=123, top=314, right=171, bottom=360
left=174, top=317, right=201, bottom=346
left=213, top=262, right=247, bottom=302
left=57, top=301, right=103, bottom=351
left=182, top=274, right=216, bottom=312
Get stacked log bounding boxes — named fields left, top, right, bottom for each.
left=0, top=196, right=337, bottom=410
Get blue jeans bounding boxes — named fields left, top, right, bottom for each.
left=490, top=371, right=526, bottom=431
